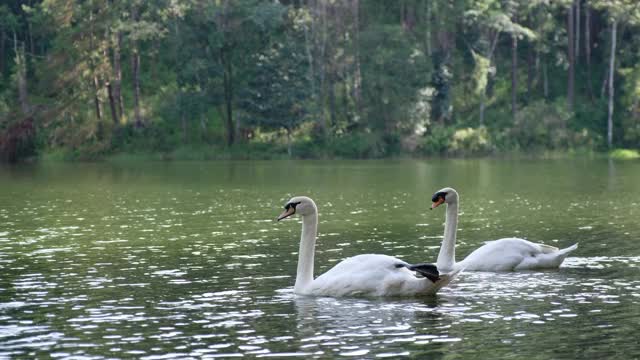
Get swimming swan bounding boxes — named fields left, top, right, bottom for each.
left=431, top=187, right=578, bottom=272
left=277, top=196, right=461, bottom=297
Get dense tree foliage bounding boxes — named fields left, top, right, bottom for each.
left=1, top=0, right=640, bottom=161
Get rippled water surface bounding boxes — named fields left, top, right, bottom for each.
left=1, top=159, right=639, bottom=359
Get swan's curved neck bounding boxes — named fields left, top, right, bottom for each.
left=436, top=201, right=457, bottom=271
left=295, top=212, right=317, bottom=293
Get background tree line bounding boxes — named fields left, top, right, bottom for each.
left=1, top=0, right=639, bottom=162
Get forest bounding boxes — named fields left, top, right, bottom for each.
left=1, top=0, right=640, bottom=162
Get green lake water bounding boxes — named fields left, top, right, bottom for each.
left=1, top=159, right=639, bottom=358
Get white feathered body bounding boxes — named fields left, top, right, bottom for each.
left=297, top=254, right=460, bottom=297
left=456, top=238, right=578, bottom=272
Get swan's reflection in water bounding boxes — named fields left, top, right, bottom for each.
left=290, top=292, right=464, bottom=357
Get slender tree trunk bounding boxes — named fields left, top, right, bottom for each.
left=328, top=74, right=336, bottom=127
left=181, top=113, right=187, bottom=143
left=601, top=70, right=608, bottom=99
left=113, top=32, right=124, bottom=120
left=89, top=10, right=102, bottom=120
left=585, top=5, right=594, bottom=101
left=17, top=49, right=30, bottom=114
left=0, top=30, right=5, bottom=75
left=479, top=31, right=500, bottom=125
left=303, top=0, right=319, bottom=134
left=575, top=0, right=580, bottom=62
left=353, top=0, right=362, bottom=116
left=511, top=34, right=518, bottom=119
left=527, top=42, right=534, bottom=100
left=567, top=4, right=575, bottom=111
left=425, top=0, right=432, bottom=56
left=28, top=20, right=34, bottom=56
left=607, top=20, right=617, bottom=149
left=318, top=1, right=328, bottom=133
left=221, top=47, right=234, bottom=146
left=131, top=5, right=142, bottom=127
left=201, top=116, right=207, bottom=132
left=543, top=59, right=549, bottom=100
left=132, top=47, right=142, bottom=126
left=286, top=127, right=292, bottom=157
left=93, top=75, right=102, bottom=120
left=342, top=75, right=350, bottom=123
left=432, top=34, right=453, bottom=125
left=15, top=36, right=30, bottom=114
left=107, top=82, right=118, bottom=124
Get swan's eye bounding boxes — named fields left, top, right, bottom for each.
left=284, top=201, right=301, bottom=210
left=431, top=192, right=447, bottom=202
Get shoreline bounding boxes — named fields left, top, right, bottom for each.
left=28, top=147, right=639, bottom=163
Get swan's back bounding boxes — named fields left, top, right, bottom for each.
left=458, top=238, right=578, bottom=271
left=305, top=254, right=451, bottom=297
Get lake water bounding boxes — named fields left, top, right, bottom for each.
left=1, top=159, right=639, bottom=359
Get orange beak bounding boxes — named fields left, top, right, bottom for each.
left=431, top=197, right=445, bottom=209
left=276, top=207, right=296, bottom=221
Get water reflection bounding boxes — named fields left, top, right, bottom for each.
left=1, top=160, right=640, bottom=358
left=293, top=294, right=457, bottom=358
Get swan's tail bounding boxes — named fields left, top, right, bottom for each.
left=542, top=243, right=578, bottom=269
left=558, top=243, right=578, bottom=256
left=429, top=267, right=463, bottom=293
left=539, top=242, right=578, bottom=256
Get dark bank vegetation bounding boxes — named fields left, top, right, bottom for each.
left=1, top=0, right=640, bottom=162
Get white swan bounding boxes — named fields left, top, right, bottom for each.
left=431, top=187, right=578, bottom=272
left=277, top=196, right=461, bottom=297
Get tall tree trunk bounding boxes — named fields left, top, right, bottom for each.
left=286, top=127, right=292, bottom=157
left=93, top=75, right=102, bottom=120
left=328, top=74, right=336, bottom=128
left=107, top=82, right=119, bottom=124
left=479, top=31, right=500, bottom=125
left=318, top=0, right=328, bottom=133
left=28, top=20, right=34, bottom=56
left=527, top=42, right=534, bottom=100
left=181, top=113, right=187, bottom=143
left=567, top=4, right=575, bottom=111
left=574, top=0, right=580, bottom=62
left=353, top=0, right=362, bottom=116
left=543, top=59, right=549, bottom=100
left=585, top=5, right=594, bottom=101
left=15, top=36, right=30, bottom=114
left=342, top=75, right=350, bottom=123
left=511, top=34, right=518, bottom=119
left=221, top=47, right=234, bottom=146
left=113, top=32, right=124, bottom=120
left=607, top=20, right=617, bottom=149
left=425, top=0, right=432, bottom=56
left=303, top=0, right=320, bottom=134
left=132, top=46, right=142, bottom=127
left=432, top=29, right=453, bottom=125
left=89, top=10, right=102, bottom=121
left=131, top=5, right=142, bottom=127
left=1, top=30, right=5, bottom=75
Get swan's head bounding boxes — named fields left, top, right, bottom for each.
left=276, top=196, right=317, bottom=221
left=431, top=187, right=459, bottom=209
